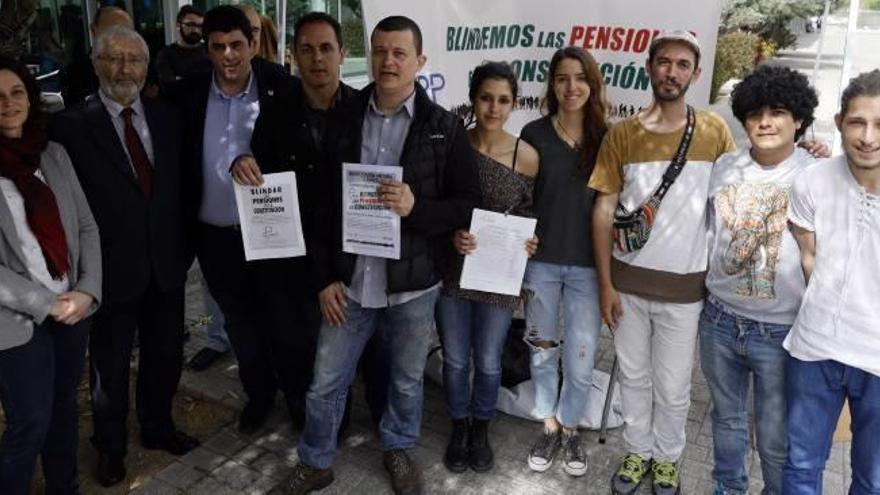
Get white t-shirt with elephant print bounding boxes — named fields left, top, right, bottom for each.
left=705, top=147, right=815, bottom=325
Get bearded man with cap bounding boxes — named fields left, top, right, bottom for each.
left=589, top=31, right=737, bottom=494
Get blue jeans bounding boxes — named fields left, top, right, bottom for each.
left=0, top=319, right=90, bottom=495
left=437, top=295, right=512, bottom=421
left=201, top=282, right=230, bottom=353
left=522, top=261, right=602, bottom=428
left=298, top=288, right=439, bottom=469
left=784, top=357, right=880, bottom=494
left=699, top=298, right=789, bottom=495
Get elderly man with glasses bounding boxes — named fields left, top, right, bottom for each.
left=51, top=25, right=198, bottom=488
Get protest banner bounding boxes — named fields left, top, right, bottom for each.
left=361, top=0, right=723, bottom=131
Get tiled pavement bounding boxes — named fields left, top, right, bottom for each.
left=126, top=272, right=853, bottom=494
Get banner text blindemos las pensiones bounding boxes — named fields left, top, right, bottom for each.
left=360, top=0, right=723, bottom=133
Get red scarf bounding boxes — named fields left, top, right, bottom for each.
left=0, top=126, right=70, bottom=279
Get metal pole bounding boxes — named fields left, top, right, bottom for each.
left=599, top=356, right=618, bottom=444
left=811, top=0, right=832, bottom=86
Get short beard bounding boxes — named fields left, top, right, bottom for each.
left=651, top=80, right=692, bottom=102
left=181, top=31, right=202, bottom=46
left=101, top=79, right=144, bottom=106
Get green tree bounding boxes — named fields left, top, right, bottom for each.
left=721, top=0, right=827, bottom=48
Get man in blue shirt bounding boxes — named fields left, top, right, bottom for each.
left=171, top=5, right=301, bottom=436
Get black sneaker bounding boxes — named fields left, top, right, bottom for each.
left=468, top=419, right=494, bottom=472
left=561, top=431, right=587, bottom=477
left=444, top=419, right=469, bottom=473
left=527, top=429, right=561, bottom=472
left=268, top=462, right=334, bottom=495
left=383, top=449, right=423, bottom=495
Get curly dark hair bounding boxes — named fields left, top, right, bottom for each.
left=730, top=65, right=818, bottom=141
left=0, top=56, right=45, bottom=130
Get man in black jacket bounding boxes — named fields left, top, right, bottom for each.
left=171, top=5, right=301, bottom=435
left=52, top=26, right=197, bottom=487
left=231, top=11, right=387, bottom=429
left=270, top=15, right=481, bottom=495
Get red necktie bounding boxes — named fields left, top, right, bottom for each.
left=120, top=107, right=153, bottom=199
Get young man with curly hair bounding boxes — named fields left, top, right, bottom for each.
left=701, top=65, right=819, bottom=495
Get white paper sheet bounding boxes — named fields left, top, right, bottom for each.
left=342, top=162, right=403, bottom=260
left=459, top=209, right=537, bottom=296
left=233, top=172, right=306, bottom=261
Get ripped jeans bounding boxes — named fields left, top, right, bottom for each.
left=522, top=261, right=602, bottom=428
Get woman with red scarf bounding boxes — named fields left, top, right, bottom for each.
left=0, top=56, right=101, bottom=494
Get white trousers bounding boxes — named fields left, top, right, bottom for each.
left=613, top=292, right=703, bottom=462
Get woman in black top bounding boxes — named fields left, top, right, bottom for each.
left=520, top=47, right=608, bottom=477
left=438, top=62, right=539, bottom=474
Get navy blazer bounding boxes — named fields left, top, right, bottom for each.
left=170, top=58, right=298, bottom=227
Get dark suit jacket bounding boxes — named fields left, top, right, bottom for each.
left=170, top=58, right=297, bottom=225
left=251, top=81, right=354, bottom=237
left=51, top=96, right=187, bottom=304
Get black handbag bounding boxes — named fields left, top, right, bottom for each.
left=613, top=105, right=696, bottom=253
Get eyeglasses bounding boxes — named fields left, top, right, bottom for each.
left=97, top=55, right=148, bottom=66
left=181, top=22, right=203, bottom=29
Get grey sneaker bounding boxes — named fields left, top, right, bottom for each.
left=527, top=430, right=561, bottom=472
left=561, top=432, right=587, bottom=477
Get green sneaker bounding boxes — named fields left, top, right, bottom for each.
left=651, top=460, right=681, bottom=495
left=611, top=453, right=650, bottom=495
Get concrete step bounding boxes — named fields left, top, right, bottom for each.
left=764, top=56, right=844, bottom=70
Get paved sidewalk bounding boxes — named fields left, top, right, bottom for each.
left=125, top=273, right=853, bottom=495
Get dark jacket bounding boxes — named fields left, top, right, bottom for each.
left=170, top=57, right=296, bottom=226
left=51, top=96, right=187, bottom=304
left=311, top=83, right=482, bottom=294
left=250, top=81, right=355, bottom=238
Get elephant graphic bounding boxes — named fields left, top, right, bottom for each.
left=715, top=182, right=791, bottom=299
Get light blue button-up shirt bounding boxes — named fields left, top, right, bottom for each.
left=199, top=72, right=259, bottom=226
left=345, top=90, right=439, bottom=308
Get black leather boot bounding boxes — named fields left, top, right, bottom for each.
left=468, top=419, right=494, bottom=472
left=443, top=419, right=469, bottom=473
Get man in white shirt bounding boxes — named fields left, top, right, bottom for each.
left=701, top=65, right=819, bottom=495
left=785, top=69, right=880, bottom=493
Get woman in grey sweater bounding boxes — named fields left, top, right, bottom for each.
left=0, top=56, right=101, bottom=495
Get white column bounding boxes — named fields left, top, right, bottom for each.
left=834, top=0, right=861, bottom=155
left=277, top=0, right=287, bottom=66
left=164, top=0, right=187, bottom=45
